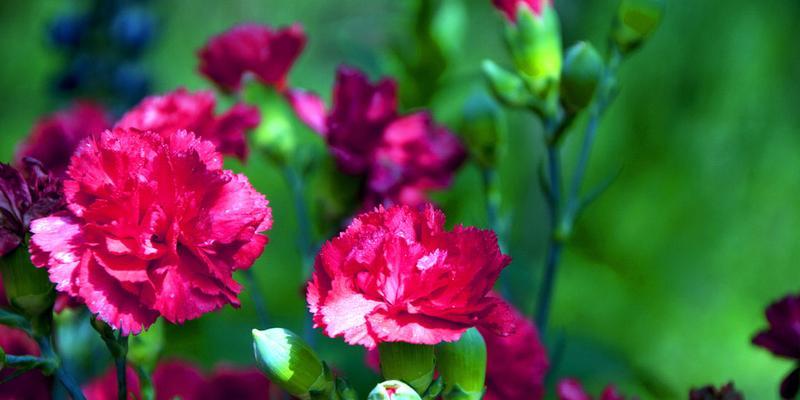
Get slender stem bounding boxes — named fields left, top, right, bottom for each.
left=282, top=165, right=315, bottom=278
left=243, top=268, right=270, bottom=328
left=36, top=335, right=86, bottom=400
left=115, top=335, right=129, bottom=400
left=535, top=144, right=563, bottom=332
left=481, top=166, right=512, bottom=300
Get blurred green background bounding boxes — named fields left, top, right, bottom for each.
left=1, top=0, right=799, bottom=398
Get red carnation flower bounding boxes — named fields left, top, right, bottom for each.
left=557, top=379, right=626, bottom=400
left=198, top=23, right=306, bottom=92
left=0, top=326, right=52, bottom=400
left=480, top=298, right=549, bottom=400
left=366, top=112, right=465, bottom=208
left=689, top=382, right=744, bottom=400
left=83, top=364, right=142, bottom=400
left=116, top=88, right=261, bottom=161
left=290, top=67, right=464, bottom=207
left=492, top=0, right=547, bottom=21
left=15, top=102, right=110, bottom=177
left=29, top=128, right=272, bottom=334
left=307, top=204, right=513, bottom=349
left=753, top=294, right=800, bottom=399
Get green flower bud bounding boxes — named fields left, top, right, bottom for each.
left=435, top=328, right=487, bottom=400
left=460, top=94, right=505, bottom=168
left=561, top=41, right=604, bottom=112
left=613, top=0, right=665, bottom=53
left=505, top=5, right=562, bottom=98
left=252, top=328, right=333, bottom=399
left=482, top=60, right=532, bottom=108
left=1, top=246, right=54, bottom=334
left=368, top=380, right=423, bottom=400
left=431, top=0, right=467, bottom=59
left=379, top=342, right=435, bottom=395
left=245, top=84, right=298, bottom=166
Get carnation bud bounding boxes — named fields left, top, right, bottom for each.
left=561, top=41, right=604, bottom=112
left=1, top=246, right=55, bottom=334
left=368, top=380, right=423, bottom=400
left=246, top=85, right=299, bottom=166
left=435, top=328, right=487, bottom=400
left=252, top=328, right=334, bottom=399
left=379, top=342, right=435, bottom=395
left=504, top=4, right=562, bottom=101
left=460, top=94, right=505, bottom=168
left=613, top=0, right=665, bottom=54
left=127, top=319, right=164, bottom=369
left=336, top=377, right=358, bottom=400
left=482, top=60, right=532, bottom=108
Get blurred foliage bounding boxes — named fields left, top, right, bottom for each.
left=1, top=0, right=799, bottom=398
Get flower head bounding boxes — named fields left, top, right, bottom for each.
left=307, top=204, right=513, bottom=349
left=753, top=294, right=800, bottom=399
left=0, top=158, right=65, bottom=256
left=15, top=102, right=110, bottom=177
left=689, top=382, right=744, bottom=400
left=29, top=128, right=272, bottom=334
left=0, top=326, right=52, bottom=400
left=116, top=88, right=261, bottom=161
left=198, top=23, right=306, bottom=92
left=480, top=297, right=549, bottom=400
left=290, top=67, right=464, bottom=207
left=556, top=379, right=626, bottom=400
left=492, top=0, right=547, bottom=22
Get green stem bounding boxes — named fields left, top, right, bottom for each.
left=282, top=165, right=315, bottom=278
left=36, top=335, right=86, bottom=400
left=243, top=268, right=270, bottom=328
left=535, top=144, right=563, bottom=332
left=481, top=166, right=512, bottom=300
left=114, top=335, right=129, bottom=400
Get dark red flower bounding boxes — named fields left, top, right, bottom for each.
left=83, top=365, right=142, bottom=400
left=116, top=88, right=261, bottom=161
left=290, top=67, right=464, bottom=207
left=152, top=360, right=205, bottom=400
left=480, top=298, right=549, bottom=400
left=753, top=294, right=800, bottom=399
left=29, top=128, right=272, bottom=334
left=492, top=0, right=547, bottom=21
left=198, top=23, right=306, bottom=92
left=689, top=382, right=744, bottom=400
left=307, top=204, right=513, bottom=349
left=0, top=326, right=52, bottom=400
left=196, top=366, right=271, bottom=400
left=0, top=158, right=65, bottom=256
left=15, top=102, right=111, bottom=177
left=366, top=112, right=465, bottom=208
left=557, top=379, right=626, bottom=400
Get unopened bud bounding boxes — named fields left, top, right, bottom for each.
left=436, top=328, right=487, bottom=400
left=561, top=41, right=604, bottom=112
left=128, top=319, right=164, bottom=369
left=379, top=342, right=435, bottom=395
left=336, top=377, right=358, bottom=400
left=246, top=84, right=299, bottom=166
left=482, top=60, right=531, bottom=108
left=505, top=4, right=562, bottom=98
left=252, top=328, right=333, bottom=399
left=368, top=380, right=423, bottom=400
left=613, top=0, right=665, bottom=53
left=1, top=246, right=54, bottom=333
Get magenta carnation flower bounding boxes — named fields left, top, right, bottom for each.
left=29, top=128, right=272, bottom=334
left=307, top=204, right=513, bottom=349
left=492, top=0, right=547, bottom=21
left=15, top=102, right=110, bottom=177
left=0, top=326, right=52, bottom=400
left=116, top=88, right=261, bottom=161
left=198, top=23, right=306, bottom=92
left=289, top=67, right=464, bottom=207
left=753, top=294, right=800, bottom=399
left=481, top=297, right=549, bottom=400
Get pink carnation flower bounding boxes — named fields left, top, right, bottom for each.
left=198, top=23, right=306, bottom=92
left=481, top=298, right=549, bottom=400
left=0, top=326, right=52, bottom=400
left=116, top=88, right=261, bottom=161
left=307, top=204, right=513, bottom=349
left=492, top=0, right=547, bottom=21
left=15, top=102, right=110, bottom=177
left=557, top=379, right=626, bottom=400
left=29, top=128, right=272, bottom=334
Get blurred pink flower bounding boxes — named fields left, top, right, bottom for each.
left=557, top=379, right=626, bottom=400
left=492, top=0, right=548, bottom=21
left=0, top=326, right=51, bottom=400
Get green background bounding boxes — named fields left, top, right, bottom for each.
left=1, top=0, right=799, bottom=398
